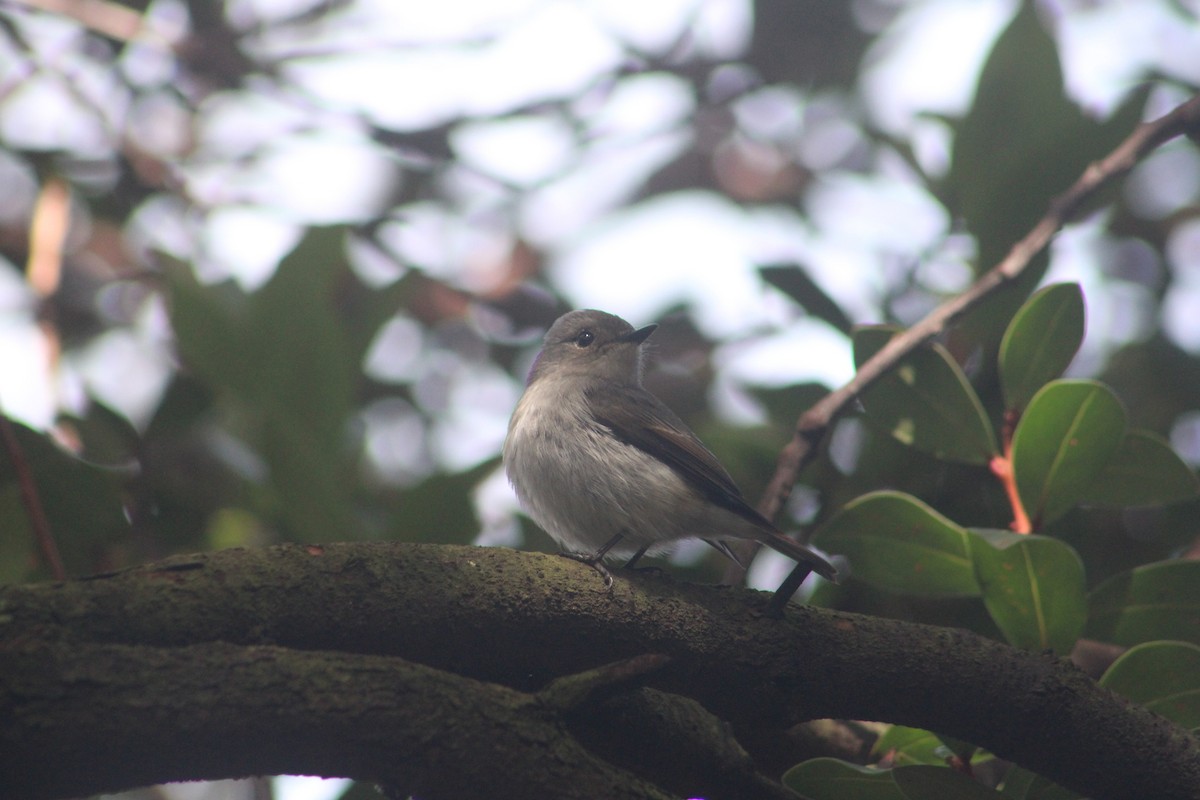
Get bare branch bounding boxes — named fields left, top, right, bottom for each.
left=729, top=92, right=1200, bottom=583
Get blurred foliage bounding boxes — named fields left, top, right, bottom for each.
left=0, top=0, right=1199, bottom=795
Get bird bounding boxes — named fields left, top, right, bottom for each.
left=503, top=309, right=837, bottom=585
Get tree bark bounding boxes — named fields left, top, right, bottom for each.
left=1, top=542, right=1197, bottom=799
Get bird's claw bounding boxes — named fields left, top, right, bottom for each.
left=558, top=551, right=614, bottom=588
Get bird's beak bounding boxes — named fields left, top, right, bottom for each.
left=618, top=324, right=657, bottom=345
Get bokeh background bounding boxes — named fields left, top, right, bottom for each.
left=2, top=0, right=1200, bottom=796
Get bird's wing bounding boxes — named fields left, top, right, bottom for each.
left=592, top=385, right=838, bottom=580
left=589, top=385, right=772, bottom=530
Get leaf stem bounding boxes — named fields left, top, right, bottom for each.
left=990, top=415, right=1032, bottom=534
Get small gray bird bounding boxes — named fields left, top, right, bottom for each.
left=503, top=309, right=837, bottom=584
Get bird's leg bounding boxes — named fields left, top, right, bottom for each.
left=559, top=532, right=625, bottom=587
left=621, top=545, right=651, bottom=570
left=765, top=563, right=815, bottom=617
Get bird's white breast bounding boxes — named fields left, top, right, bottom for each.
left=503, top=376, right=705, bottom=556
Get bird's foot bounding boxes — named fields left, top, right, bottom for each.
left=557, top=532, right=629, bottom=588
left=558, top=551, right=614, bottom=588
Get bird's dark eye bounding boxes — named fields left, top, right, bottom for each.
left=574, top=329, right=595, bottom=347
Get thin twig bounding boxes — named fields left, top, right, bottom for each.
left=733, top=91, right=1200, bottom=587
left=1, top=174, right=76, bottom=582
left=9, top=0, right=158, bottom=44
left=0, top=415, right=66, bottom=580
left=26, top=175, right=68, bottom=298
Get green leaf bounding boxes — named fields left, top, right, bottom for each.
left=748, top=383, right=832, bottom=436
left=946, top=4, right=1146, bottom=357
left=1087, top=561, right=1200, bottom=646
left=969, top=530, right=1086, bottom=653
left=1001, top=768, right=1080, bottom=800
left=248, top=226, right=357, bottom=450
left=933, top=734, right=978, bottom=763
left=164, top=262, right=254, bottom=394
left=1076, top=430, right=1199, bottom=507
left=384, top=460, right=498, bottom=545
left=334, top=781, right=387, bottom=800
left=0, top=487, right=35, bottom=583
left=144, top=373, right=215, bottom=438
left=854, top=327, right=999, bottom=465
left=999, top=283, right=1085, bottom=412
left=0, top=421, right=129, bottom=580
left=339, top=262, right=419, bottom=365
left=761, top=263, right=853, bottom=334
left=249, top=228, right=381, bottom=541
left=1010, top=380, right=1126, bottom=528
left=783, top=758, right=905, bottom=800
left=167, top=228, right=364, bottom=542
left=871, top=726, right=946, bottom=767
left=812, top=491, right=980, bottom=596
left=949, top=3, right=1144, bottom=273
left=1100, top=641, right=1200, bottom=728
left=894, top=765, right=1005, bottom=799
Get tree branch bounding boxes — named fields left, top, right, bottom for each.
left=0, top=639, right=675, bottom=800
left=1, top=542, right=1197, bottom=799
left=738, top=91, right=1200, bottom=577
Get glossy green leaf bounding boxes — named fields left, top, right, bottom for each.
left=894, top=765, right=1004, bottom=799
left=969, top=530, right=1086, bottom=653
left=854, top=327, right=999, bottom=465
left=1010, top=380, right=1126, bottom=528
left=1087, top=561, right=1200, bottom=646
left=812, top=491, right=980, bottom=596
left=999, top=283, right=1084, bottom=412
left=952, top=0, right=1064, bottom=269
left=1076, top=430, right=1199, bottom=508
left=783, top=758, right=905, bottom=800
left=871, top=726, right=945, bottom=767
left=1100, top=641, right=1200, bottom=728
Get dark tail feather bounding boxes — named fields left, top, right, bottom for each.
left=706, top=534, right=838, bottom=583
left=704, top=539, right=746, bottom=568
left=758, top=530, right=839, bottom=582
